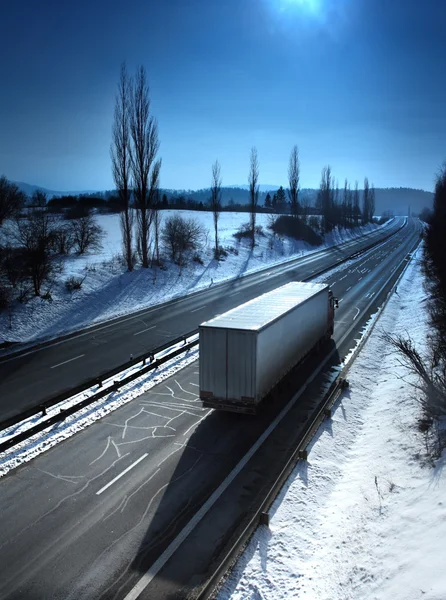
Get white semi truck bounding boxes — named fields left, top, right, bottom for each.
left=199, top=281, right=337, bottom=414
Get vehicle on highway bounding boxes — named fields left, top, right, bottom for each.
left=199, top=281, right=338, bottom=414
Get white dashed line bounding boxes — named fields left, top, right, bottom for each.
left=191, top=305, right=207, bottom=313
left=134, top=326, right=156, bottom=336
left=50, top=354, right=85, bottom=369
left=96, top=453, right=148, bottom=496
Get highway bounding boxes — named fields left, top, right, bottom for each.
left=0, top=219, right=404, bottom=423
left=0, top=218, right=422, bottom=600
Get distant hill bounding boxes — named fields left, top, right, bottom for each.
left=13, top=181, right=98, bottom=200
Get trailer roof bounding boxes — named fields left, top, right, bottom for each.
left=200, top=281, right=328, bottom=331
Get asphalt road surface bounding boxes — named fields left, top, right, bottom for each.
left=0, top=218, right=407, bottom=422
left=0, top=218, right=422, bottom=600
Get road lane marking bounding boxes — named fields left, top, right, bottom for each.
left=191, top=305, right=207, bottom=313
left=134, top=326, right=156, bottom=336
left=183, top=410, right=212, bottom=437
left=50, top=354, right=85, bottom=369
left=353, top=307, right=360, bottom=320
left=229, top=291, right=240, bottom=296
left=346, top=286, right=352, bottom=292
left=96, top=453, right=148, bottom=496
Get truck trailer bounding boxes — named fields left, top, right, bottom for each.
left=199, top=281, right=337, bottom=414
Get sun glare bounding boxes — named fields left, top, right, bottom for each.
left=277, top=0, right=323, bottom=16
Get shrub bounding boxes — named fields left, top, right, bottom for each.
left=271, top=215, right=322, bottom=246
left=161, top=214, right=204, bottom=265
left=65, top=276, right=84, bottom=291
left=193, top=252, right=204, bottom=265
left=233, top=223, right=253, bottom=240
left=214, top=246, right=228, bottom=260
left=41, top=290, right=53, bottom=302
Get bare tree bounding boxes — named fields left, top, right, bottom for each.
left=210, top=159, right=222, bottom=258
left=111, top=63, right=134, bottom=271
left=0, top=176, right=25, bottom=226
left=318, top=165, right=334, bottom=233
left=70, top=214, right=104, bottom=255
left=362, top=177, right=370, bottom=224
left=13, top=210, right=57, bottom=296
left=31, top=190, right=47, bottom=207
left=342, top=178, right=349, bottom=228
left=161, top=214, right=204, bottom=265
left=370, top=182, right=376, bottom=222
left=130, top=66, right=161, bottom=268
left=152, top=191, right=162, bottom=266
left=288, top=145, right=300, bottom=217
left=248, top=147, right=259, bottom=249
left=353, top=180, right=360, bottom=227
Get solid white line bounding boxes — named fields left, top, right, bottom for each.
left=96, top=453, right=148, bottom=496
left=353, top=307, right=360, bottom=320
left=182, top=410, right=212, bottom=437
left=134, top=326, right=156, bottom=336
left=50, top=354, right=85, bottom=369
left=229, top=291, right=240, bottom=296
left=190, top=305, right=207, bottom=313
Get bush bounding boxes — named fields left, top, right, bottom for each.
left=271, top=215, right=322, bottom=246
left=193, top=252, right=204, bottom=265
left=65, top=276, right=84, bottom=291
left=233, top=223, right=253, bottom=240
left=214, top=246, right=228, bottom=260
left=64, top=203, right=91, bottom=220
left=41, top=290, right=53, bottom=302
left=161, top=214, right=204, bottom=265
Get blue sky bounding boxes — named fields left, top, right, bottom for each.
left=1, top=0, right=445, bottom=192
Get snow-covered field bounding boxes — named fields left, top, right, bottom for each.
left=217, top=248, right=446, bottom=600
left=0, top=210, right=382, bottom=344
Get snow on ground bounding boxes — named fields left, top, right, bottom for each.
left=0, top=211, right=383, bottom=344
left=217, top=248, right=446, bottom=600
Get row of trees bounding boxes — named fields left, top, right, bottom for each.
left=316, top=167, right=375, bottom=234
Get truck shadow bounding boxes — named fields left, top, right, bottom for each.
left=120, top=340, right=341, bottom=598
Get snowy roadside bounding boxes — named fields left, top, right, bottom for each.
left=0, top=211, right=385, bottom=345
left=217, top=249, right=446, bottom=600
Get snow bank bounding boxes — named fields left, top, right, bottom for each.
left=218, top=248, right=446, bottom=600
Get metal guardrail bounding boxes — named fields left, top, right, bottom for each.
left=0, top=335, right=199, bottom=452
left=197, top=375, right=349, bottom=600
left=0, top=330, right=198, bottom=434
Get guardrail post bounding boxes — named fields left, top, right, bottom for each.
left=41, top=406, right=47, bottom=417
left=298, top=449, right=308, bottom=460
left=259, top=512, right=270, bottom=526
